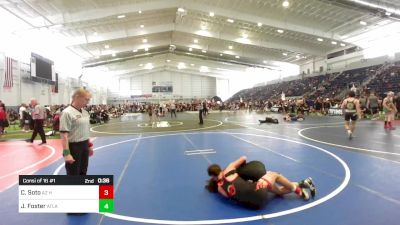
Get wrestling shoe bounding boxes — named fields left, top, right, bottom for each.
left=301, top=188, right=310, bottom=201
left=347, top=130, right=353, bottom=139
left=299, top=177, right=316, bottom=199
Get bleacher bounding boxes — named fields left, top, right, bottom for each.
left=313, top=65, right=380, bottom=98
left=367, top=63, right=400, bottom=97
left=227, top=63, right=400, bottom=102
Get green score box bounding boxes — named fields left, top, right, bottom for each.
left=99, top=199, right=114, bottom=213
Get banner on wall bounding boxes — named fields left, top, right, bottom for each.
left=152, top=81, right=173, bottom=93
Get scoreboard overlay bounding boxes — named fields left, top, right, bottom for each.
left=19, top=175, right=113, bottom=213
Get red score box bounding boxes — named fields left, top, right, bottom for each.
left=99, top=185, right=114, bottom=199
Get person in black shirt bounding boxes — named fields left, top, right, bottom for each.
left=205, top=156, right=315, bottom=209
left=341, top=91, right=361, bottom=139
left=259, top=117, right=279, bottom=124
left=198, top=102, right=204, bottom=125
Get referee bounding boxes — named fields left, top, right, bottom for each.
left=27, top=98, right=47, bottom=144
left=60, top=88, right=93, bottom=175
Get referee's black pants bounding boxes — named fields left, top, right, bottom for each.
left=199, top=109, right=203, bottom=124
left=171, top=109, right=176, bottom=118
left=65, top=140, right=89, bottom=175
left=30, top=119, right=46, bottom=143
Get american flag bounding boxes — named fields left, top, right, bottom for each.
left=3, top=56, right=14, bottom=88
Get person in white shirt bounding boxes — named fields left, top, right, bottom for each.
left=60, top=88, right=93, bottom=175
left=19, top=103, right=28, bottom=131
left=26, top=99, right=47, bottom=144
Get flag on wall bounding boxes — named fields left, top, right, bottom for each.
left=3, top=56, right=15, bottom=89
left=51, top=73, right=59, bottom=93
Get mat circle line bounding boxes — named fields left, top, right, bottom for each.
left=298, top=125, right=400, bottom=156
left=90, top=119, right=224, bottom=135
left=137, top=121, right=184, bottom=128
left=53, top=132, right=350, bottom=224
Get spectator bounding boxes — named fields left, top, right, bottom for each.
left=0, top=105, right=8, bottom=136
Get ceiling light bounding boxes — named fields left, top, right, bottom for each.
left=94, top=55, right=99, bottom=59
left=144, top=47, right=149, bottom=51
left=177, top=8, right=185, bottom=12
left=296, top=55, right=300, bottom=59
left=166, top=59, right=171, bottom=62
left=282, top=0, right=290, bottom=8
left=282, top=52, right=288, bottom=56
left=140, top=24, right=144, bottom=28
left=145, top=63, right=153, bottom=70
left=177, top=62, right=186, bottom=69
left=189, top=48, right=192, bottom=51
left=257, top=22, right=262, bottom=27
left=340, top=43, right=346, bottom=47
left=202, top=50, right=207, bottom=53
left=385, top=11, right=391, bottom=16
left=138, top=10, right=142, bottom=14
left=104, top=44, right=110, bottom=49
left=194, top=39, right=198, bottom=43
left=263, top=60, right=267, bottom=63
left=117, top=15, right=126, bottom=19
left=277, top=29, right=284, bottom=33
left=317, top=38, right=324, bottom=42
left=142, top=38, right=147, bottom=43
left=235, top=55, right=240, bottom=59
left=331, top=41, right=337, bottom=45
left=220, top=53, right=223, bottom=56
left=139, top=64, right=143, bottom=67
left=227, top=19, right=234, bottom=23
left=190, top=63, right=195, bottom=66
left=200, top=66, right=209, bottom=72
left=242, top=33, right=248, bottom=38
left=132, top=49, right=138, bottom=52
left=209, top=12, right=214, bottom=17
left=228, top=45, right=233, bottom=49
left=93, top=32, right=98, bottom=36
left=360, top=21, right=367, bottom=25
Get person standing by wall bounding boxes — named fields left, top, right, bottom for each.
left=60, top=88, right=93, bottom=175
left=395, top=92, right=400, bottom=119
left=382, top=91, right=397, bottom=130
left=367, top=92, right=379, bottom=120
left=170, top=101, right=177, bottom=118
left=26, top=98, right=47, bottom=145
left=198, top=102, right=204, bottom=125
left=18, top=103, right=26, bottom=131
left=0, top=100, right=5, bottom=110
left=202, top=101, right=208, bottom=117
left=0, top=105, right=7, bottom=136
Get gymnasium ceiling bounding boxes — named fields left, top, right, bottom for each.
left=1, top=0, right=400, bottom=77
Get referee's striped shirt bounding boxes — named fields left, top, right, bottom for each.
left=32, top=104, right=46, bottom=120
left=60, top=105, right=90, bottom=143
